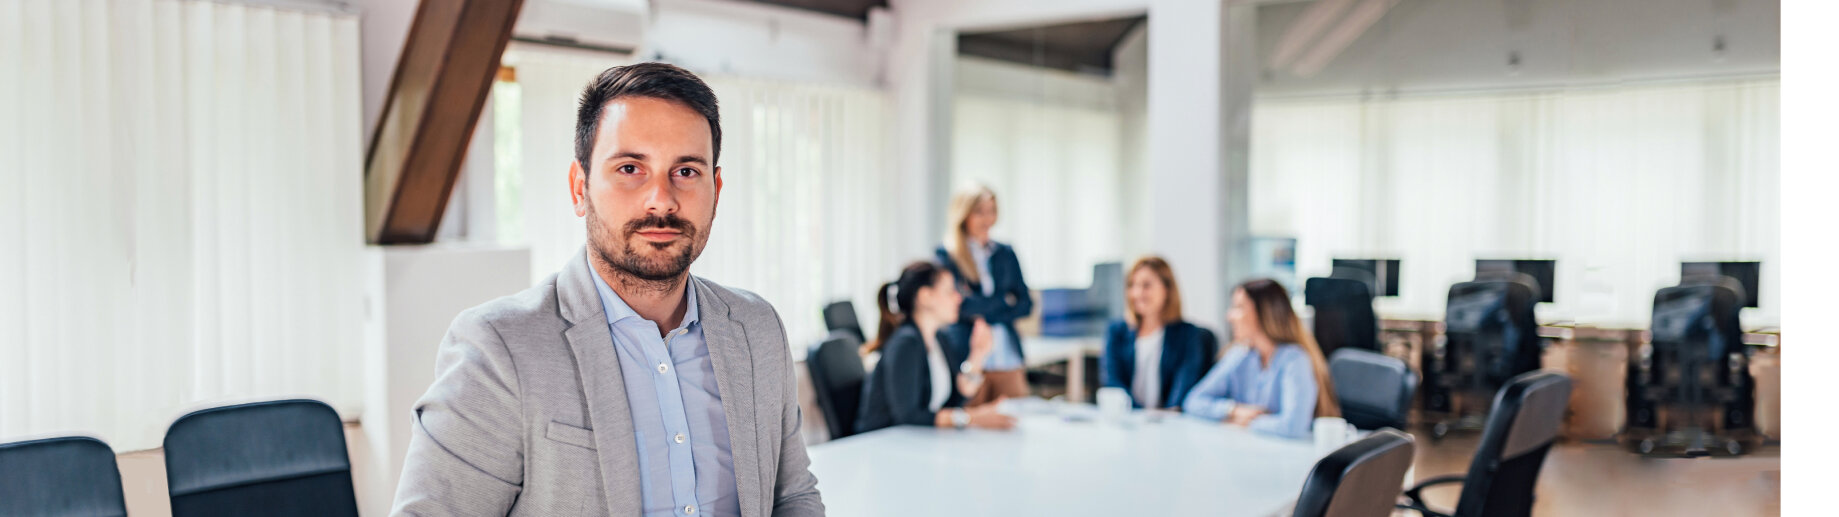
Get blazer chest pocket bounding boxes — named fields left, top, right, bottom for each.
left=546, top=420, right=597, bottom=450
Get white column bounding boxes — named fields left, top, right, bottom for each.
left=1145, top=0, right=1255, bottom=335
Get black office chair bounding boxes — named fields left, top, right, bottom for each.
left=163, top=399, right=359, bottom=517
left=807, top=330, right=868, bottom=441
left=1423, top=276, right=1544, bottom=439
left=1330, top=348, right=1417, bottom=431
left=1306, top=276, right=1381, bottom=357
left=1400, top=371, right=1572, bottom=517
left=0, top=435, right=127, bottom=517
left=822, top=300, right=866, bottom=343
left=1624, top=279, right=1755, bottom=456
left=1293, top=429, right=1416, bottom=517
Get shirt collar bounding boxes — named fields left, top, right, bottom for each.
left=972, top=239, right=994, bottom=256
left=590, top=269, right=700, bottom=331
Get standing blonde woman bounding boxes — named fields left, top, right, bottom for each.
left=1183, top=278, right=1340, bottom=439
left=935, top=185, right=1033, bottom=404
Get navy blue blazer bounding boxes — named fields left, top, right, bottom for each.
left=1100, top=320, right=1220, bottom=409
left=935, top=243, right=1033, bottom=364
left=855, top=324, right=968, bottom=434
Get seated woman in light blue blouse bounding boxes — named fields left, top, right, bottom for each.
left=1183, top=279, right=1341, bottom=439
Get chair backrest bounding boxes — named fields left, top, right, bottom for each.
left=1443, top=279, right=1543, bottom=385
left=1292, top=429, right=1417, bottom=517
left=807, top=331, right=868, bottom=441
left=1454, top=371, right=1573, bottom=517
left=822, top=300, right=866, bottom=343
left=1650, top=282, right=1744, bottom=372
left=0, top=436, right=127, bottom=517
left=1305, top=277, right=1380, bottom=356
left=1330, top=348, right=1418, bottom=430
left=1646, top=281, right=1751, bottom=430
left=163, top=399, right=358, bottom=517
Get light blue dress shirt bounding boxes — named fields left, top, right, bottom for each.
left=1182, top=344, right=1320, bottom=439
left=971, top=240, right=1024, bottom=371
left=591, top=272, right=739, bottom=517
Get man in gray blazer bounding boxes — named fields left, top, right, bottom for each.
left=392, top=63, right=823, bottom=516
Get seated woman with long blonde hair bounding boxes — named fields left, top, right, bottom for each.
left=1183, top=279, right=1340, bottom=438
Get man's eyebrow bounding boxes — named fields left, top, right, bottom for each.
left=676, top=155, right=709, bottom=165
left=604, top=151, right=647, bottom=163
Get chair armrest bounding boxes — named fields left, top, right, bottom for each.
left=1397, top=502, right=1454, bottom=517
left=1404, top=474, right=1467, bottom=505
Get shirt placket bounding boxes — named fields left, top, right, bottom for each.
left=642, top=323, right=702, bottom=516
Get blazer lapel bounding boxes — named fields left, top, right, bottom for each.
left=694, top=277, right=766, bottom=517
left=557, top=251, right=643, bottom=516
left=1117, top=326, right=1137, bottom=389
left=1159, top=324, right=1186, bottom=404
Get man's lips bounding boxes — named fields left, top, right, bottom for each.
left=634, top=229, right=683, bottom=241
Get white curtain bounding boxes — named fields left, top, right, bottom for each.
left=0, top=0, right=366, bottom=451
left=952, top=94, right=1124, bottom=289
left=507, top=51, right=900, bottom=348
left=696, top=77, right=898, bottom=347
left=1250, top=78, right=1780, bottom=327
left=506, top=47, right=626, bottom=284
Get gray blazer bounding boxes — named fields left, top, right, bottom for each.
left=391, top=251, right=824, bottom=516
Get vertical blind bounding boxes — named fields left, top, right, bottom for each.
left=0, top=0, right=366, bottom=450
left=1250, top=78, right=1780, bottom=327
left=697, top=76, right=899, bottom=347
left=951, top=94, right=1124, bottom=289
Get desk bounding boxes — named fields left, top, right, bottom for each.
left=1022, top=336, right=1104, bottom=402
left=807, top=403, right=1321, bottom=517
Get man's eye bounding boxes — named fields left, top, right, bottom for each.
left=675, top=168, right=698, bottom=177
left=617, top=164, right=638, bottom=174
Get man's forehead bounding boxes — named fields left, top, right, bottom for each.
left=595, top=97, right=713, bottom=154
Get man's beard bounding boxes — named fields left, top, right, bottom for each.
left=585, top=196, right=704, bottom=292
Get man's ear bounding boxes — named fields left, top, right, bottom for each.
left=570, top=160, right=589, bottom=217
left=712, top=166, right=723, bottom=201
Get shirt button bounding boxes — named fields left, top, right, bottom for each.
left=657, top=363, right=669, bottom=374
left=684, top=504, right=697, bottom=514
left=674, top=432, right=687, bottom=444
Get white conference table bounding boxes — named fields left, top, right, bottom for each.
left=807, top=401, right=1322, bottom=517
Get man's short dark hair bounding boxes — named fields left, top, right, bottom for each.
left=575, top=62, right=721, bottom=172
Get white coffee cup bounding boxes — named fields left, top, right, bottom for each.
left=1313, top=416, right=1348, bottom=454
left=1096, top=387, right=1131, bottom=423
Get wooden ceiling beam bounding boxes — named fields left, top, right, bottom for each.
left=365, top=0, right=525, bottom=244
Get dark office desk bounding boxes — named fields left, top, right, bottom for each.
left=1378, top=318, right=1781, bottom=442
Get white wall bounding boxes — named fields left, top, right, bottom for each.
left=955, top=56, right=1117, bottom=110
left=646, top=0, right=887, bottom=87
left=360, top=244, right=530, bottom=517
left=1255, top=0, right=1781, bottom=97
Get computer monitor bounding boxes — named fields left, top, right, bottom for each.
left=1475, top=259, right=1555, bottom=303
left=1091, top=262, right=1126, bottom=321
left=1329, top=259, right=1400, bottom=297
left=1681, top=261, right=1761, bottom=308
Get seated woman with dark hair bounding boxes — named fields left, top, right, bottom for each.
left=855, top=261, right=1017, bottom=434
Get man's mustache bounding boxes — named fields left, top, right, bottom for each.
left=622, top=213, right=696, bottom=238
